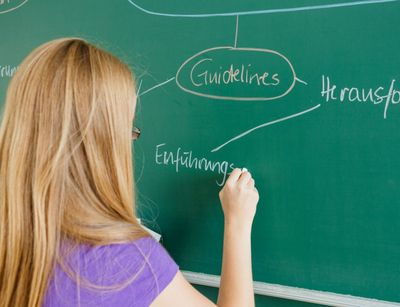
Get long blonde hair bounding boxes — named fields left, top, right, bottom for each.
left=0, top=38, right=148, bottom=307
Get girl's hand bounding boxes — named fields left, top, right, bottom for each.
left=219, top=168, right=259, bottom=230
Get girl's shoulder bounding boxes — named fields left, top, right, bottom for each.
left=44, top=236, right=179, bottom=307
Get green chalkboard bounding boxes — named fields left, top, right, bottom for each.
left=1, top=0, right=400, bottom=305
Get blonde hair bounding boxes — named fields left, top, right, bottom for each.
left=0, top=38, right=148, bottom=307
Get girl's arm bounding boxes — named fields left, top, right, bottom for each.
left=151, top=168, right=259, bottom=307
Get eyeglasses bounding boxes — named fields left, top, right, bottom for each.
left=132, top=126, right=141, bottom=141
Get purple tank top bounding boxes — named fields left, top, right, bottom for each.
left=43, top=236, right=179, bottom=306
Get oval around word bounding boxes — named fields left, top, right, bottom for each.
left=176, top=46, right=296, bottom=101
left=0, top=0, right=28, bottom=14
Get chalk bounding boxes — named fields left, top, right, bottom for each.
left=242, top=168, right=248, bottom=173
left=137, top=218, right=162, bottom=242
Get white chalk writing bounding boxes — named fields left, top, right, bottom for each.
left=190, top=59, right=280, bottom=88
left=321, top=75, right=400, bottom=119
left=0, top=65, right=18, bottom=78
left=155, top=143, right=235, bottom=186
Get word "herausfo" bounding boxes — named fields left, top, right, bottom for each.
left=321, top=75, right=400, bottom=119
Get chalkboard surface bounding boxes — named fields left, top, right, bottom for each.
left=1, top=0, right=400, bottom=305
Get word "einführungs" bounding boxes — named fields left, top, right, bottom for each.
left=155, top=143, right=235, bottom=186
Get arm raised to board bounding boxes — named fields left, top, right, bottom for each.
left=151, top=168, right=259, bottom=307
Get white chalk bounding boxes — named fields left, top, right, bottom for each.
left=242, top=168, right=248, bottom=172
left=137, top=218, right=162, bottom=242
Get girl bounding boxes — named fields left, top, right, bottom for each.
left=0, top=38, right=259, bottom=307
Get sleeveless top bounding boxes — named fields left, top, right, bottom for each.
left=43, top=236, right=179, bottom=306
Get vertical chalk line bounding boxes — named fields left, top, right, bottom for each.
left=234, top=15, right=239, bottom=48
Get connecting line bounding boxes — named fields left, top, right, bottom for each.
left=138, top=77, right=176, bottom=97
left=210, top=103, right=321, bottom=152
left=234, top=15, right=239, bottom=48
left=136, top=79, right=143, bottom=96
left=296, top=77, right=308, bottom=86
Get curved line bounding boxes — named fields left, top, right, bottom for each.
left=211, top=104, right=321, bottom=152
left=175, top=46, right=296, bottom=101
left=127, top=0, right=399, bottom=18
left=0, top=0, right=28, bottom=14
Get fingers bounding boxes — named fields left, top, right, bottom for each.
left=247, top=178, right=255, bottom=188
left=225, top=168, right=242, bottom=186
left=238, top=171, right=252, bottom=187
left=226, top=168, right=256, bottom=190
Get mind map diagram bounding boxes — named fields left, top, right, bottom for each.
left=128, top=0, right=400, bottom=153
